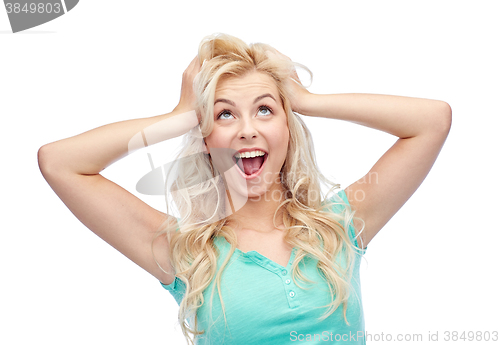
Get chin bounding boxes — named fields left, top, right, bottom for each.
left=230, top=184, right=265, bottom=199
left=242, top=182, right=284, bottom=202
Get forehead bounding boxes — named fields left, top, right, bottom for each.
left=214, top=71, right=279, bottom=101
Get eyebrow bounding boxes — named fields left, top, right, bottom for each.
left=214, top=93, right=276, bottom=107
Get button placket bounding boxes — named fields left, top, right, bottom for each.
left=244, top=247, right=300, bottom=308
left=279, top=269, right=299, bottom=308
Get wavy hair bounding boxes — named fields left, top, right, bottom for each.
left=152, top=33, right=365, bottom=344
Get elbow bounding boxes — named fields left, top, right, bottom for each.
left=433, top=101, right=452, bottom=135
left=442, top=101, right=452, bottom=130
left=38, top=144, right=51, bottom=176
left=38, top=144, right=57, bottom=177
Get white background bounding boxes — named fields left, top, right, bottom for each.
left=1, top=1, right=499, bottom=344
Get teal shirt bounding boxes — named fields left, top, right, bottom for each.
left=161, top=190, right=367, bottom=344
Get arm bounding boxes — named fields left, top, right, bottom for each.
left=270, top=41, right=451, bottom=247
left=38, top=56, right=201, bottom=284
left=293, top=85, right=451, bottom=248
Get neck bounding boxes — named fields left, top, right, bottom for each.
left=224, top=184, right=287, bottom=234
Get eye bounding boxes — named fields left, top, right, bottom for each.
left=257, top=106, right=273, bottom=116
left=217, top=110, right=234, bottom=120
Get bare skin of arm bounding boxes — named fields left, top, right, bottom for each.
left=276, top=50, right=452, bottom=249
left=296, top=93, right=451, bottom=249
left=38, top=57, right=201, bottom=285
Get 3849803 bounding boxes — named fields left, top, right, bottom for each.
left=5, top=2, right=62, bottom=14
left=444, top=331, right=499, bottom=342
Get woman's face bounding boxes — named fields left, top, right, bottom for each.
left=204, top=71, right=290, bottom=201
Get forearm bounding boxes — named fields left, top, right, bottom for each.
left=39, top=109, right=198, bottom=175
left=298, top=93, right=451, bottom=138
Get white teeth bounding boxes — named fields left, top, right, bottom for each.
left=235, top=150, right=266, bottom=159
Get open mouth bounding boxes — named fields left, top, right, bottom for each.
left=233, top=151, right=268, bottom=178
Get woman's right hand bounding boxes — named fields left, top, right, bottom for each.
left=174, top=56, right=202, bottom=116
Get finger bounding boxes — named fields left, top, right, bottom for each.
left=193, top=56, right=202, bottom=73
left=185, top=56, right=200, bottom=72
left=265, top=49, right=300, bottom=81
left=184, top=56, right=195, bottom=71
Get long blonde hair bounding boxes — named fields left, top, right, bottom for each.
left=153, top=33, right=364, bottom=344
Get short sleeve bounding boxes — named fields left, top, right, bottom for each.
left=160, top=277, right=186, bottom=306
left=158, top=217, right=187, bottom=305
left=330, top=190, right=367, bottom=252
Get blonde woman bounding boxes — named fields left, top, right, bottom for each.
left=38, top=34, right=451, bottom=344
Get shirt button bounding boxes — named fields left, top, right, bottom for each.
left=281, top=269, right=287, bottom=276
left=285, top=279, right=291, bottom=285
left=289, top=291, right=295, bottom=298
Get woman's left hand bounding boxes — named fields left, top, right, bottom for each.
left=267, top=49, right=312, bottom=114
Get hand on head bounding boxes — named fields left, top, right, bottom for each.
left=266, top=49, right=311, bottom=114
left=174, top=56, right=202, bottom=120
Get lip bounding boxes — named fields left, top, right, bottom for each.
left=234, top=147, right=268, bottom=155
left=232, top=147, right=268, bottom=180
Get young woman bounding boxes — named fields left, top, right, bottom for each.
left=38, top=34, right=451, bottom=344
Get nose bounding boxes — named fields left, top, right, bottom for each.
left=237, top=116, right=258, bottom=140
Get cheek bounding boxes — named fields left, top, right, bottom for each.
left=205, top=129, right=222, bottom=147
left=271, top=125, right=290, bottom=156
left=281, top=122, right=290, bottom=147
left=205, top=128, right=233, bottom=154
